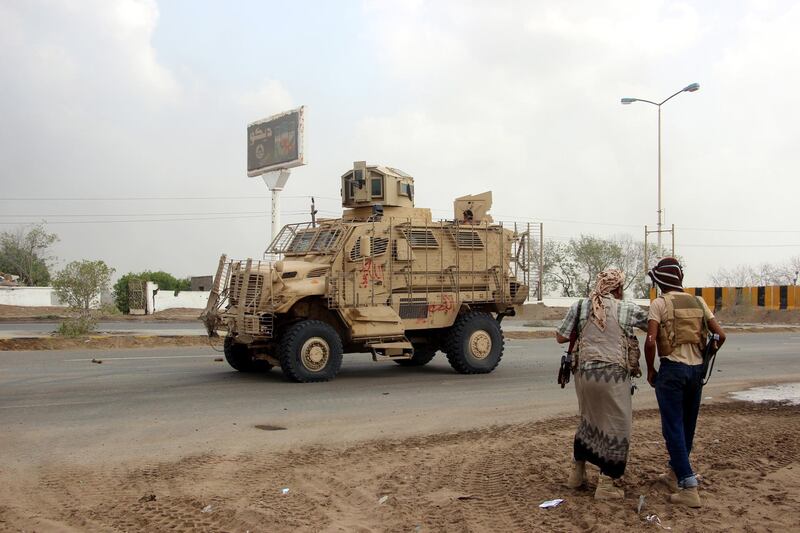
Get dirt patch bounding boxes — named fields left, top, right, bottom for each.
left=505, top=330, right=555, bottom=340
left=715, top=305, right=800, bottom=325
left=0, top=402, right=797, bottom=532
left=0, top=335, right=217, bottom=351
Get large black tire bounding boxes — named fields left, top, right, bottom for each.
left=394, top=345, right=437, bottom=367
left=278, top=320, right=343, bottom=383
left=224, top=337, right=272, bottom=372
left=444, top=311, right=504, bottom=374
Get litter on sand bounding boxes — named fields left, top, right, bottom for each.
left=637, top=495, right=645, bottom=514
left=201, top=505, right=213, bottom=513
left=538, top=499, right=564, bottom=509
left=645, top=514, right=672, bottom=530
left=378, top=495, right=389, bottom=505
left=281, top=488, right=290, bottom=495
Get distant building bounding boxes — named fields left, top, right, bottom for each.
left=190, top=276, right=213, bottom=292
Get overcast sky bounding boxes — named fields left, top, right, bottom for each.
left=1, top=0, right=798, bottom=288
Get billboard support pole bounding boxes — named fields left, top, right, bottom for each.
left=262, top=169, right=291, bottom=244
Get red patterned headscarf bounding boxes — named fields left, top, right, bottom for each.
left=589, top=268, right=625, bottom=331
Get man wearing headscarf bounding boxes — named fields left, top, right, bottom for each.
left=556, top=268, right=648, bottom=499
left=645, top=257, right=726, bottom=508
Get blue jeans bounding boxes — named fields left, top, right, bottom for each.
left=654, top=359, right=705, bottom=486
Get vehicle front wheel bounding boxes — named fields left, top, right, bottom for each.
left=224, top=337, right=272, bottom=372
left=444, top=311, right=504, bottom=374
left=278, top=320, right=343, bottom=382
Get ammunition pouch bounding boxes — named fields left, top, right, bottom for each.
left=656, top=292, right=707, bottom=358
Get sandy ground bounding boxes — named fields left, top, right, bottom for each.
left=0, top=335, right=215, bottom=351
left=0, top=403, right=800, bottom=532
left=0, top=401, right=796, bottom=532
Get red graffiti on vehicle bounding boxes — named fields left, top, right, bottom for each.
left=359, top=258, right=384, bottom=288
left=427, top=294, right=455, bottom=314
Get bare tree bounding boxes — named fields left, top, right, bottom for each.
left=710, top=265, right=759, bottom=287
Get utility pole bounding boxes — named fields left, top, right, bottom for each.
left=538, top=222, right=544, bottom=302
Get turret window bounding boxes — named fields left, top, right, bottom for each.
left=371, top=177, right=383, bottom=198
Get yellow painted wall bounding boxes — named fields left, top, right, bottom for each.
left=649, top=285, right=798, bottom=310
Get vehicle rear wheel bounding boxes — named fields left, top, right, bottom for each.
left=394, top=345, right=437, bottom=367
left=444, top=311, right=504, bottom=374
left=224, top=337, right=272, bottom=372
left=278, top=320, right=343, bottom=382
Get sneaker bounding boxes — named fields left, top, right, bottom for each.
left=658, top=469, right=678, bottom=492
left=669, top=486, right=702, bottom=508
left=594, top=474, right=624, bottom=500
left=567, top=460, right=587, bottom=488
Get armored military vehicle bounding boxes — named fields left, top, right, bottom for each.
left=201, top=161, right=529, bottom=382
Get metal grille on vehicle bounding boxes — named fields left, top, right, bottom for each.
left=307, top=267, right=329, bottom=278
left=400, top=229, right=439, bottom=248
left=399, top=297, right=429, bottom=319
left=229, top=273, right=263, bottom=307
left=449, top=229, right=484, bottom=249
left=349, top=236, right=389, bottom=260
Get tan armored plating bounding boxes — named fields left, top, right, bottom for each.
left=202, top=161, right=529, bottom=382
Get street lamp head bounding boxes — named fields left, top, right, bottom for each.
left=683, top=82, right=700, bottom=92
left=621, top=97, right=636, bottom=105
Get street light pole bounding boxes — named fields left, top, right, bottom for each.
left=621, top=82, right=699, bottom=255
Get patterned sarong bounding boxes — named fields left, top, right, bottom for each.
left=573, top=361, right=631, bottom=478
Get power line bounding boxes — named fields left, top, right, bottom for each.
left=0, top=214, right=271, bottom=225
left=0, top=194, right=342, bottom=202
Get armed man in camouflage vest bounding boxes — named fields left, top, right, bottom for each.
left=644, top=257, right=726, bottom=508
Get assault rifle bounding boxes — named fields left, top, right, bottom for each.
left=558, top=300, right=583, bottom=388
left=701, top=333, right=721, bottom=386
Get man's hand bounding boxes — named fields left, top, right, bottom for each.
left=647, top=367, right=657, bottom=388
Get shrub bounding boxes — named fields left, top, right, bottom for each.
left=56, top=316, right=96, bottom=337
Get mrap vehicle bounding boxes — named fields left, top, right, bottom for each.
left=201, top=161, right=529, bottom=382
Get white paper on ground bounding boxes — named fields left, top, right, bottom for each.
left=538, top=499, right=564, bottom=508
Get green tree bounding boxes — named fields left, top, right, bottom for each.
left=113, top=270, right=191, bottom=313
left=0, top=224, right=58, bottom=286
left=53, top=260, right=115, bottom=314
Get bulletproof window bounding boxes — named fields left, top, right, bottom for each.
left=310, top=229, right=342, bottom=252
left=401, top=228, right=439, bottom=248
left=278, top=227, right=343, bottom=255
left=371, top=176, right=383, bottom=198
left=287, top=231, right=316, bottom=253
left=398, top=182, right=414, bottom=198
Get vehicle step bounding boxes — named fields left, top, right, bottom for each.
left=368, top=341, right=413, bottom=361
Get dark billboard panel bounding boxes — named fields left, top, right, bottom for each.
left=247, top=106, right=305, bottom=176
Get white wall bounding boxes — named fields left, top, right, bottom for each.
left=0, top=287, right=67, bottom=307
left=149, top=283, right=210, bottom=313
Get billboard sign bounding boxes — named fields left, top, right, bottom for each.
left=247, top=106, right=305, bottom=176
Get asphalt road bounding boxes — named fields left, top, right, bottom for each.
left=1, top=333, right=799, bottom=468
left=0, top=320, right=205, bottom=338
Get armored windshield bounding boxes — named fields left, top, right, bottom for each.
left=268, top=222, right=345, bottom=255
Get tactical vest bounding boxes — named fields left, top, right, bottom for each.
left=655, top=292, right=706, bottom=357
